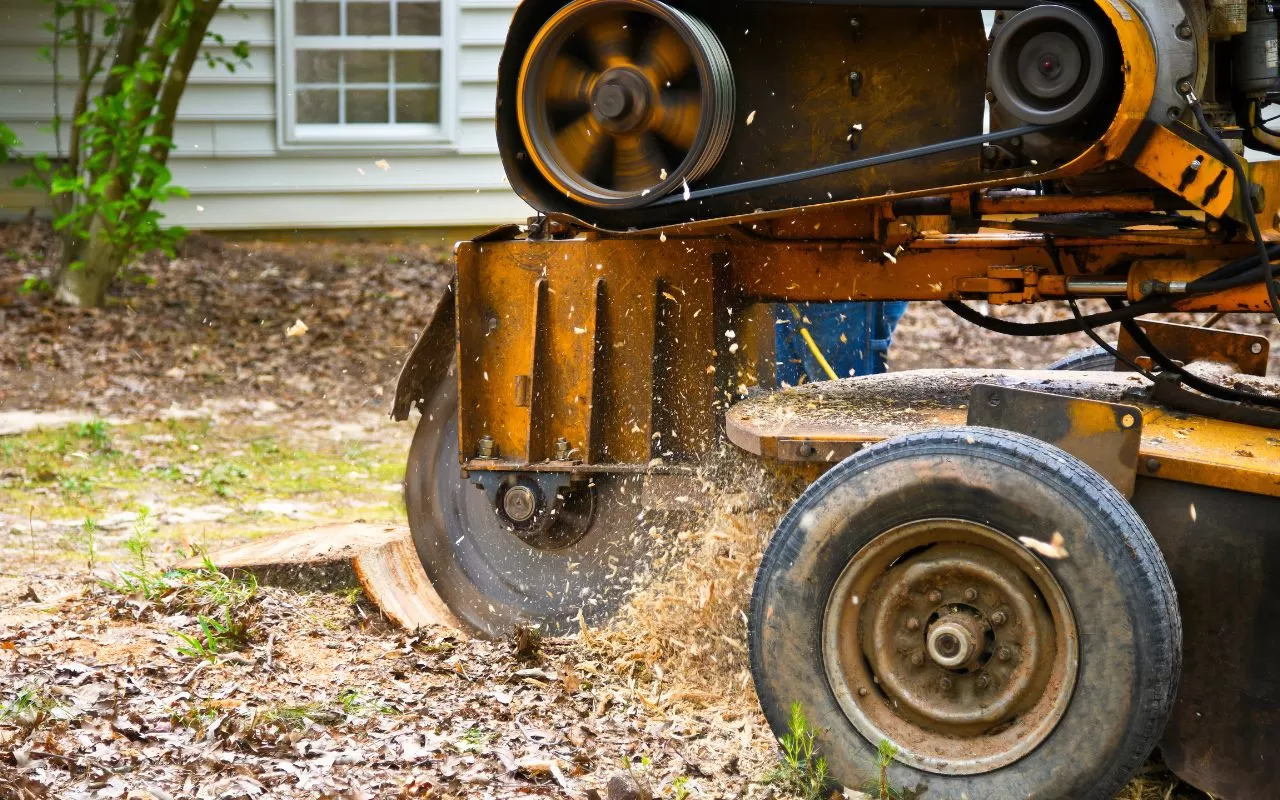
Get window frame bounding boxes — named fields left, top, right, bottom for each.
left=276, top=0, right=458, bottom=150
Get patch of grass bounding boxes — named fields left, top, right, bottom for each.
left=76, top=419, right=112, bottom=452
left=864, top=739, right=901, bottom=800
left=455, top=725, right=495, bottom=753
left=766, top=702, right=833, bottom=800
left=174, top=608, right=252, bottom=662
left=0, top=686, right=65, bottom=731
left=337, top=689, right=397, bottom=717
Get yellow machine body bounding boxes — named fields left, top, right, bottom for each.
left=395, top=0, right=1280, bottom=796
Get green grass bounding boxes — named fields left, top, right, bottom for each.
left=766, top=702, right=834, bottom=800
left=0, top=417, right=407, bottom=567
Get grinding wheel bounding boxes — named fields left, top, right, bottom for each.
left=404, top=376, right=654, bottom=638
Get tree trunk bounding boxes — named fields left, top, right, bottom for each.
left=55, top=221, right=120, bottom=307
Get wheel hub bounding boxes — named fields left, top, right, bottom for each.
left=823, top=518, right=1078, bottom=775
left=591, top=67, right=654, bottom=133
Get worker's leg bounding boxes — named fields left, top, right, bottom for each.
left=774, top=301, right=909, bottom=385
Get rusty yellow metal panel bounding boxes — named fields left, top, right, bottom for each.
left=1128, top=125, right=1236, bottom=219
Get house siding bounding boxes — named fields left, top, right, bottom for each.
left=0, top=0, right=530, bottom=229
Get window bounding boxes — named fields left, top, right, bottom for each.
left=279, top=0, right=455, bottom=146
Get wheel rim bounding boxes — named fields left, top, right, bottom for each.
left=516, top=0, right=734, bottom=208
left=822, top=518, right=1078, bottom=775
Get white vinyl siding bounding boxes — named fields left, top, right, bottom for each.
left=0, top=0, right=530, bottom=229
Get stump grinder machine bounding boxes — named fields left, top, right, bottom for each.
left=393, top=0, right=1280, bottom=796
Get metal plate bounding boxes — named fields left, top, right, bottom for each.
left=1117, top=318, right=1270, bottom=376
left=967, top=384, right=1143, bottom=497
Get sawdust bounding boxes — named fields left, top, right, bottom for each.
left=585, top=448, right=802, bottom=712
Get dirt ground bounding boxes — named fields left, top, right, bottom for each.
left=1, top=219, right=1252, bottom=799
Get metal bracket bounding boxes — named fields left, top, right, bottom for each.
left=1116, top=319, right=1270, bottom=376
left=967, top=384, right=1144, bottom=497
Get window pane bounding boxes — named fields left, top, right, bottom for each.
left=348, top=2, right=390, bottom=36
left=346, top=51, right=390, bottom=83
left=396, top=88, right=440, bottom=123
left=397, top=2, right=441, bottom=35
left=296, top=2, right=340, bottom=35
left=395, top=51, right=441, bottom=84
left=297, top=50, right=340, bottom=83
left=347, top=89, right=389, bottom=123
left=298, top=89, right=339, bottom=123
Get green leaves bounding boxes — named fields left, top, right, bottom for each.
left=2, top=0, right=245, bottom=300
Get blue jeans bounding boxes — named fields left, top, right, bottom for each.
left=774, top=301, right=909, bottom=385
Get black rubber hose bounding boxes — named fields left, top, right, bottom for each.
left=1186, top=91, right=1280, bottom=326
left=943, top=297, right=1171, bottom=337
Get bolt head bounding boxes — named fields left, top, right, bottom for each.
left=927, top=590, right=943, bottom=604
left=906, top=617, right=920, bottom=632
left=1177, top=79, right=1193, bottom=95
left=910, top=652, right=924, bottom=666
left=991, top=611, right=1008, bottom=627
left=858, top=687, right=869, bottom=697
left=997, top=646, right=1012, bottom=662
left=1176, top=21, right=1193, bottom=39
left=939, top=677, right=953, bottom=691
left=977, top=674, right=991, bottom=689
left=964, top=588, right=978, bottom=602
left=1251, top=342, right=1265, bottom=355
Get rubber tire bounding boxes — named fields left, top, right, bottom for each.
left=404, top=376, right=652, bottom=638
left=1049, top=345, right=1116, bottom=371
left=749, top=427, right=1180, bottom=800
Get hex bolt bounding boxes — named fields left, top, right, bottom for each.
left=1176, top=21, right=1193, bottom=39
left=997, top=646, right=1012, bottom=661
left=906, top=617, right=921, bottom=632
left=964, top=587, right=978, bottom=602
left=554, top=437, right=571, bottom=460
left=1177, top=78, right=1193, bottom=95
left=939, top=676, right=953, bottom=691
left=991, top=610, right=1008, bottom=627
left=977, top=674, right=991, bottom=689
left=911, top=652, right=925, bottom=666
left=927, top=589, right=943, bottom=604
left=477, top=435, right=497, bottom=459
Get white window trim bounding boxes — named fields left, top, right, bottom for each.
left=275, top=0, right=459, bottom=152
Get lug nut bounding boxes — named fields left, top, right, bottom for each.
left=997, top=646, right=1012, bottom=662
left=906, top=617, right=920, bottom=632
left=991, top=611, right=1008, bottom=627
left=554, top=436, right=571, bottom=460
left=964, top=588, right=978, bottom=602
left=927, top=589, right=943, bottom=604
left=477, top=435, right=497, bottom=459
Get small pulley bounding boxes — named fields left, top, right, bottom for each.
left=516, top=0, right=735, bottom=208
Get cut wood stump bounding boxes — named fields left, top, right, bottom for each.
left=181, top=523, right=462, bottom=633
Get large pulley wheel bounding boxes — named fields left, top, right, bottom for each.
left=404, top=376, right=652, bottom=637
left=989, top=4, right=1113, bottom=126
left=749, top=427, right=1180, bottom=798
left=516, top=0, right=734, bottom=208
